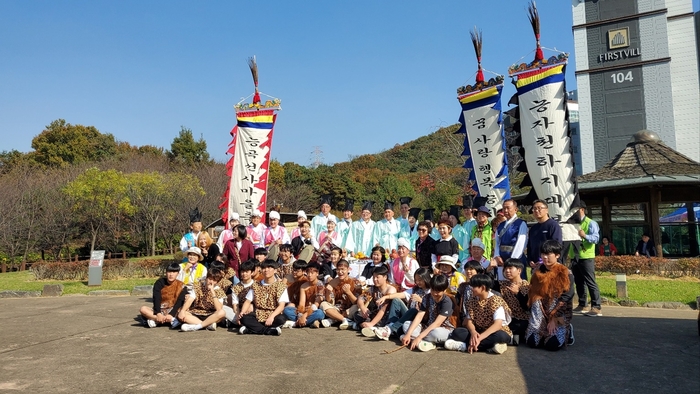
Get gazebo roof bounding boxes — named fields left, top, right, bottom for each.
left=577, top=130, right=700, bottom=190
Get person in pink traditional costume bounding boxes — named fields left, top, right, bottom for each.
left=246, top=209, right=266, bottom=249
left=389, top=238, right=419, bottom=291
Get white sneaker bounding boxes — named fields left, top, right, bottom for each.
left=418, top=341, right=436, bottom=352
left=374, top=326, right=391, bottom=341
left=320, top=319, right=332, bottom=328
left=444, top=339, right=467, bottom=352
left=272, top=327, right=282, bottom=336
left=170, top=318, right=181, bottom=329
left=338, top=319, right=350, bottom=330
left=180, top=324, right=200, bottom=332
left=238, top=326, right=247, bottom=335
left=361, top=327, right=376, bottom=337
left=488, top=343, right=508, bottom=354
left=146, top=319, right=157, bottom=328
left=206, top=323, right=216, bottom=331
left=282, top=320, right=295, bottom=329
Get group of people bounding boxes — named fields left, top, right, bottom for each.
left=139, top=195, right=606, bottom=354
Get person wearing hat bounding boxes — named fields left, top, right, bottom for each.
left=347, top=201, right=377, bottom=257
left=459, top=196, right=477, bottom=258
left=216, top=213, right=241, bottom=250
left=247, top=209, right=266, bottom=249
left=390, top=238, right=419, bottom=291
left=311, top=195, right=338, bottom=241
left=568, top=201, right=602, bottom=317
left=398, top=197, right=413, bottom=227
left=471, top=205, right=495, bottom=260
left=434, top=255, right=465, bottom=296
left=493, top=199, right=529, bottom=281
left=317, top=216, right=341, bottom=252
left=403, top=207, right=422, bottom=251
left=264, top=210, right=290, bottom=261
left=373, top=200, right=402, bottom=253
left=336, top=199, right=355, bottom=251
left=291, top=210, right=314, bottom=240
left=180, top=208, right=203, bottom=252
left=448, top=205, right=467, bottom=260
left=177, top=246, right=208, bottom=288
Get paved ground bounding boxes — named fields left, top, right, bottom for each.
left=0, top=296, right=698, bottom=393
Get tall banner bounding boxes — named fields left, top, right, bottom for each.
left=511, top=62, right=577, bottom=222
left=456, top=28, right=509, bottom=215
left=508, top=2, right=580, bottom=236
left=223, top=109, right=277, bottom=224
left=219, top=57, right=281, bottom=226
left=457, top=82, right=510, bottom=215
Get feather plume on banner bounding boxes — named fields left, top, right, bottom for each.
left=248, top=56, right=261, bottom=104
left=456, top=28, right=509, bottom=216
left=220, top=57, right=281, bottom=228
left=507, top=5, right=581, bottom=247
left=527, top=1, right=544, bottom=62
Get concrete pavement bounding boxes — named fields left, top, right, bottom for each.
left=0, top=296, right=698, bottom=393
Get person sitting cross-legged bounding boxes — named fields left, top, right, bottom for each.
left=178, top=268, right=227, bottom=332
left=238, top=259, right=288, bottom=336
left=444, top=274, right=513, bottom=354
left=139, top=262, right=187, bottom=329
left=400, top=274, right=455, bottom=352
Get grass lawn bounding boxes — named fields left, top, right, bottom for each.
left=0, top=271, right=157, bottom=295
left=595, top=272, right=699, bottom=306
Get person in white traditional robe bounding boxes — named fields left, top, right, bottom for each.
left=398, top=196, right=412, bottom=229
left=373, top=200, right=402, bottom=253
left=180, top=208, right=203, bottom=252
left=336, top=199, right=354, bottom=250
left=459, top=195, right=477, bottom=261
left=346, top=201, right=376, bottom=257
left=246, top=209, right=266, bottom=249
left=311, top=194, right=338, bottom=240
left=404, top=207, right=422, bottom=252
left=216, top=213, right=240, bottom=250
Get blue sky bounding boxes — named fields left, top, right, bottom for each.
left=2, top=1, right=698, bottom=165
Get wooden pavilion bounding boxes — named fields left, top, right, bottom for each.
left=577, top=130, right=700, bottom=257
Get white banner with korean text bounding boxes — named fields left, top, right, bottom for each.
left=225, top=110, right=276, bottom=225
left=517, top=75, right=577, bottom=222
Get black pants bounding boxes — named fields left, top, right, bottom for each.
left=450, top=327, right=511, bottom=351
left=509, top=318, right=528, bottom=338
left=571, top=257, right=601, bottom=308
left=239, top=313, right=286, bottom=335
left=526, top=334, right=563, bottom=351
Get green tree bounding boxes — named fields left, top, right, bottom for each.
left=63, top=168, right=135, bottom=252
left=127, top=171, right=205, bottom=256
left=167, top=126, right=210, bottom=165
left=31, top=119, right=117, bottom=167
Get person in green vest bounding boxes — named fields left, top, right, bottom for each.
left=471, top=206, right=494, bottom=260
left=569, top=201, right=602, bottom=317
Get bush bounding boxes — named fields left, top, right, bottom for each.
left=31, top=259, right=177, bottom=280
left=595, top=256, right=700, bottom=277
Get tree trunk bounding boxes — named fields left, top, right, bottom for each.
left=1, top=263, right=6, bottom=273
